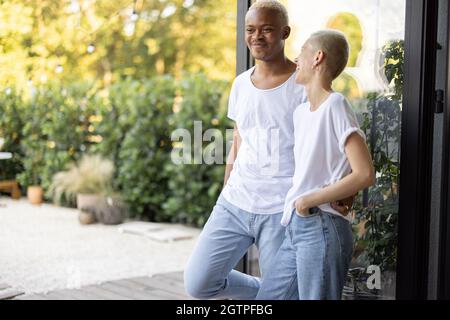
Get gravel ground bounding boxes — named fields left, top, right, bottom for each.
left=0, top=197, right=200, bottom=294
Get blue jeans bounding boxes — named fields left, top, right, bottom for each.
left=256, top=208, right=353, bottom=300
left=184, top=194, right=285, bottom=300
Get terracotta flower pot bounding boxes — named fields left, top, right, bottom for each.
left=76, top=193, right=102, bottom=210
left=27, top=186, right=43, bottom=205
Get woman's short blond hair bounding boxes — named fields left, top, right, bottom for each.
left=249, top=0, right=289, bottom=26
left=309, top=30, right=350, bottom=80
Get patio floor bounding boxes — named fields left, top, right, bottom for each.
left=0, top=196, right=200, bottom=298
left=10, top=271, right=191, bottom=300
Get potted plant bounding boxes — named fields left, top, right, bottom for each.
left=346, top=40, right=403, bottom=299
left=49, top=154, right=120, bottom=224
left=16, top=101, right=48, bottom=205
left=17, top=145, right=46, bottom=205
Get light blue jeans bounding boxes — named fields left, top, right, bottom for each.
left=256, top=208, right=353, bottom=300
left=184, top=194, right=285, bottom=300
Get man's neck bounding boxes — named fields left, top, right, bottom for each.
left=255, top=55, right=296, bottom=77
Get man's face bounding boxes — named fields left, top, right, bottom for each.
left=245, top=8, right=289, bottom=61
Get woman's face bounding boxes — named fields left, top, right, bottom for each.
left=294, top=40, right=316, bottom=85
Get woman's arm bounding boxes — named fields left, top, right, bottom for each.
left=295, top=132, right=375, bottom=215
left=223, top=125, right=242, bottom=188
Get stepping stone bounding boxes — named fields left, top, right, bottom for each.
left=145, top=228, right=195, bottom=242
left=117, top=222, right=163, bottom=236
left=117, top=222, right=195, bottom=242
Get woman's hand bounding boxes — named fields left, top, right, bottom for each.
left=294, top=197, right=311, bottom=216
left=296, top=193, right=356, bottom=217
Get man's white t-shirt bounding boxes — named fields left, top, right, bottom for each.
left=281, top=92, right=365, bottom=226
left=222, top=66, right=307, bottom=214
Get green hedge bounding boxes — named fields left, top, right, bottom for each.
left=115, top=76, right=177, bottom=221
left=17, top=83, right=97, bottom=195
left=0, top=88, right=25, bottom=180
left=0, top=75, right=231, bottom=227
left=163, top=74, right=229, bottom=226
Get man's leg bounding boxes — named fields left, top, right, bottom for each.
left=255, top=229, right=299, bottom=300
left=184, top=195, right=260, bottom=300
left=254, top=212, right=286, bottom=278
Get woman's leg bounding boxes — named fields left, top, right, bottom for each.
left=292, top=210, right=328, bottom=300
left=322, top=212, right=354, bottom=299
left=293, top=210, right=353, bottom=300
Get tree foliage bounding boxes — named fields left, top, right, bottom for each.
left=0, top=0, right=236, bottom=89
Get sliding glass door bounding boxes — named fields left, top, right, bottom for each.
left=235, top=0, right=439, bottom=299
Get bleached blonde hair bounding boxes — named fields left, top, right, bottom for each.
left=249, top=0, right=289, bottom=26
left=309, top=29, right=349, bottom=80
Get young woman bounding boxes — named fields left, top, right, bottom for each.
left=256, top=30, right=376, bottom=300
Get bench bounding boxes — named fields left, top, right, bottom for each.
left=0, top=152, right=21, bottom=199
left=0, top=180, right=21, bottom=199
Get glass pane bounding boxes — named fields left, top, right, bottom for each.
left=250, top=0, right=406, bottom=300
left=0, top=0, right=237, bottom=297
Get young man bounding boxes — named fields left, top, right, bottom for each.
left=256, top=30, right=375, bottom=300
left=184, top=1, right=351, bottom=300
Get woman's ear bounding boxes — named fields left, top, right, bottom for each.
left=315, top=50, right=326, bottom=66
left=282, top=26, right=291, bottom=40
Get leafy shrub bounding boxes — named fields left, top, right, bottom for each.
left=163, top=74, right=231, bottom=226
left=116, top=76, right=177, bottom=221
left=352, top=40, right=404, bottom=270
left=0, top=88, right=25, bottom=180
left=0, top=74, right=231, bottom=226
left=17, top=83, right=97, bottom=196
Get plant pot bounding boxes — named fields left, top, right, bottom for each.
left=27, top=186, right=43, bottom=205
left=78, top=210, right=96, bottom=225
left=95, top=196, right=127, bottom=225
left=76, top=193, right=102, bottom=210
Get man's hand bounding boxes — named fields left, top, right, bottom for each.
left=331, top=194, right=356, bottom=217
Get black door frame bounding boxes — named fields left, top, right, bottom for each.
left=235, top=0, right=253, bottom=274
left=235, top=0, right=440, bottom=299
left=236, top=0, right=253, bottom=77
left=397, top=0, right=438, bottom=300
left=438, top=0, right=450, bottom=300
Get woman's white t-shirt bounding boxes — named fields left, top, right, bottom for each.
left=281, top=92, right=365, bottom=226
left=222, top=66, right=307, bottom=214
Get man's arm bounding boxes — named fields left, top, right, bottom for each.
left=331, top=194, right=357, bottom=217
left=223, top=125, right=241, bottom=187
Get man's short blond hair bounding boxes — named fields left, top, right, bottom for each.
left=309, top=30, right=349, bottom=80
left=249, top=0, right=289, bottom=26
